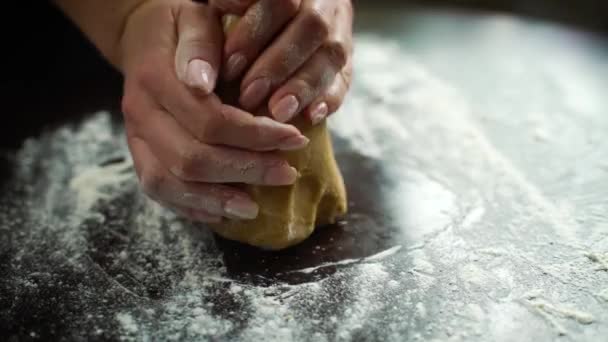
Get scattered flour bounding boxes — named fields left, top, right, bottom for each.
left=461, top=206, right=486, bottom=230
left=415, top=302, right=427, bottom=319
left=409, top=249, right=435, bottom=275
left=6, top=32, right=607, bottom=341
left=466, top=303, right=485, bottom=322
left=524, top=293, right=595, bottom=336
left=585, top=252, right=608, bottom=271
left=477, top=248, right=506, bottom=257
left=334, top=263, right=391, bottom=341
left=116, top=312, right=138, bottom=334
left=287, top=245, right=402, bottom=274
left=598, top=289, right=608, bottom=302
left=244, top=0, right=272, bottom=41
left=69, top=160, right=133, bottom=216
left=459, top=263, right=489, bottom=286
left=533, top=127, right=551, bottom=142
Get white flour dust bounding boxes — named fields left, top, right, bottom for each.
left=15, top=111, right=407, bottom=341
left=598, top=289, right=608, bottom=302
left=523, top=292, right=595, bottom=336
left=69, top=160, right=133, bottom=217
left=7, top=33, right=608, bottom=341
left=585, top=252, right=608, bottom=271
left=286, top=245, right=402, bottom=274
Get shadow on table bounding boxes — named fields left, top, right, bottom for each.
left=216, top=137, right=402, bottom=285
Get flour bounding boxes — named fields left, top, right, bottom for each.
left=116, top=312, right=138, bottom=334
left=459, top=263, right=489, bottom=286
left=409, top=249, right=435, bottom=275
left=69, top=160, right=133, bottom=217
left=286, top=245, right=402, bottom=274
left=477, top=248, right=506, bottom=257
left=585, top=252, right=608, bottom=271
left=4, top=33, right=608, bottom=341
left=415, top=302, right=427, bottom=319
left=598, top=289, right=608, bottom=302
left=334, top=263, right=391, bottom=341
left=524, top=292, right=595, bottom=336
left=533, top=127, right=550, bottom=142
left=244, top=0, right=272, bottom=41
left=24, top=111, right=405, bottom=340
left=461, top=206, right=486, bottom=230
left=365, top=245, right=402, bottom=261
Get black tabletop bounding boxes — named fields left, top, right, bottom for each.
left=1, top=2, right=607, bottom=341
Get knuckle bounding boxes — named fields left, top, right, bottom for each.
left=181, top=36, right=219, bottom=56
left=120, top=91, right=136, bottom=118
left=323, top=41, right=348, bottom=69
left=291, top=78, right=316, bottom=102
left=176, top=149, right=204, bottom=180
left=133, top=59, right=160, bottom=88
left=192, top=98, right=228, bottom=143
left=120, top=90, right=145, bottom=127
left=281, top=0, right=301, bottom=15
left=196, top=111, right=223, bottom=143
left=325, top=78, right=349, bottom=112
left=339, top=64, right=353, bottom=87
left=326, top=93, right=345, bottom=113
left=302, top=8, right=330, bottom=39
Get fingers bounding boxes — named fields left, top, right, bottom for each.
left=127, top=134, right=259, bottom=221
left=238, top=1, right=342, bottom=116
left=175, top=2, right=223, bottom=94
left=123, top=91, right=298, bottom=186
left=222, top=0, right=302, bottom=81
left=306, top=64, right=351, bottom=124
left=168, top=94, right=310, bottom=152
left=130, top=49, right=309, bottom=152
left=164, top=85, right=310, bottom=152
left=304, top=1, right=353, bottom=125
left=269, top=0, right=353, bottom=123
left=209, top=0, right=256, bottom=15
left=267, top=46, right=341, bottom=123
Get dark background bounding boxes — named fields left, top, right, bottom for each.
left=1, top=0, right=607, bottom=148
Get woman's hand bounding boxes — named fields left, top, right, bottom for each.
left=211, top=0, right=354, bottom=124
left=119, top=0, right=310, bottom=222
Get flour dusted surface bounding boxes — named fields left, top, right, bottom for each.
left=1, top=31, right=608, bottom=341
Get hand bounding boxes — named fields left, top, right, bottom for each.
left=211, top=0, right=354, bottom=125
left=119, top=0, right=310, bottom=222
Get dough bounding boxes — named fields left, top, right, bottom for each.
left=210, top=92, right=347, bottom=250
left=209, top=16, right=347, bottom=250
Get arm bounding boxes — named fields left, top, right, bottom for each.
left=53, top=0, right=147, bottom=69
left=52, top=0, right=309, bottom=222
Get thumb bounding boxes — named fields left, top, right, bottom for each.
left=175, top=3, right=223, bottom=94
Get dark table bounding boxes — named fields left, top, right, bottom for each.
left=1, top=3, right=607, bottom=341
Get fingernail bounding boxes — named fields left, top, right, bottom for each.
left=225, top=53, right=247, bottom=81
left=240, top=77, right=271, bottom=110
left=310, top=102, right=328, bottom=125
left=264, top=166, right=298, bottom=186
left=278, top=135, right=310, bottom=151
left=186, top=59, right=215, bottom=93
left=224, top=197, right=259, bottom=220
left=271, top=95, right=300, bottom=123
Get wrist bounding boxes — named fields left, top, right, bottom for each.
left=53, top=0, right=150, bottom=70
